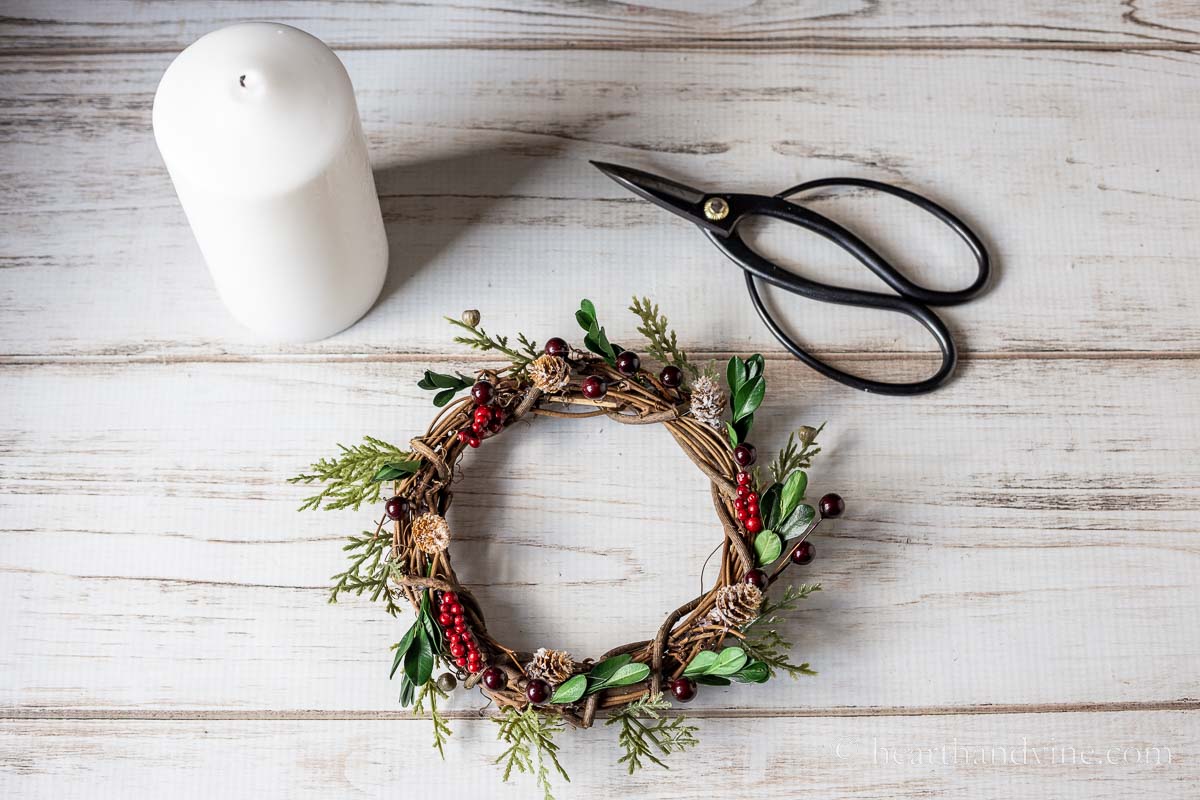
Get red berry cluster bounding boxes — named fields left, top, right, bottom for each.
left=734, top=471, right=763, bottom=533
left=435, top=591, right=484, bottom=674
left=456, top=381, right=508, bottom=448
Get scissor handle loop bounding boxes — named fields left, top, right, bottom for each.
left=704, top=178, right=991, bottom=395
left=774, top=177, right=990, bottom=305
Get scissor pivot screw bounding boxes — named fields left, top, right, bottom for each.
left=703, top=197, right=730, bottom=221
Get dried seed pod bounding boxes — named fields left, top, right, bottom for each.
left=688, top=373, right=727, bottom=429
left=436, top=672, right=458, bottom=692
left=525, top=647, right=576, bottom=686
left=527, top=354, right=571, bottom=393
left=710, top=582, right=763, bottom=627
left=412, top=512, right=450, bottom=554
left=461, top=309, right=481, bottom=327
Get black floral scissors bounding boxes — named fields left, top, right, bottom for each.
left=592, top=161, right=990, bottom=396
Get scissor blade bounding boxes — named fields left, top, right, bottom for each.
left=590, top=161, right=710, bottom=225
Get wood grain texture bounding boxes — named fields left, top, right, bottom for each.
left=2, top=49, right=1200, bottom=359
left=3, top=3, right=1200, bottom=796
left=1, top=713, right=1196, bottom=798
left=3, top=0, right=1200, bottom=53
left=2, top=357, right=1198, bottom=712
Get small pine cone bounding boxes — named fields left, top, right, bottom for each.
left=688, top=373, right=727, bottom=429
left=411, top=512, right=450, bottom=554
left=527, top=354, right=570, bottom=393
left=710, top=583, right=763, bottom=627
left=525, top=647, right=576, bottom=686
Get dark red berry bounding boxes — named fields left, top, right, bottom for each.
left=733, top=443, right=757, bottom=467
left=473, top=406, right=492, bottom=425
left=456, top=430, right=470, bottom=443
left=455, top=656, right=468, bottom=668
left=734, top=499, right=746, bottom=512
left=468, top=436, right=481, bottom=448
left=744, top=569, right=768, bottom=590
left=616, top=350, right=641, bottom=375
left=450, top=643, right=466, bottom=658
left=819, top=493, right=845, bottom=518
left=736, top=509, right=749, bottom=522
left=487, top=416, right=504, bottom=434
left=453, top=620, right=467, bottom=633
left=443, top=592, right=458, bottom=604
left=736, top=472, right=752, bottom=486
left=438, top=613, right=452, bottom=627
left=791, top=540, right=816, bottom=565
left=581, top=375, right=608, bottom=399
left=384, top=496, right=407, bottom=520
left=544, top=337, right=569, bottom=357
left=446, top=631, right=460, bottom=644
left=746, top=517, right=763, bottom=534
left=526, top=679, right=551, bottom=704
left=660, top=365, right=683, bottom=388
left=468, top=661, right=483, bottom=674
left=471, top=381, right=495, bottom=405
left=735, top=485, right=750, bottom=500
left=446, top=602, right=463, bottom=616
left=669, top=677, right=697, bottom=703
left=482, top=667, right=506, bottom=691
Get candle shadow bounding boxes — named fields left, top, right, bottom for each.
left=368, top=147, right=544, bottom=309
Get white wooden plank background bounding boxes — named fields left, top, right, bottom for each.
left=1, top=2, right=1198, bottom=798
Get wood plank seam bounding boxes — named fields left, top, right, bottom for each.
left=5, top=700, right=1199, bottom=722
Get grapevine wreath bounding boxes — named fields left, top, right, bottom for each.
left=293, top=299, right=843, bottom=796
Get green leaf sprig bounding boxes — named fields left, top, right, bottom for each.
left=606, top=691, right=699, bottom=774
left=628, top=296, right=695, bottom=379
left=391, top=590, right=443, bottom=707
left=682, top=646, right=770, bottom=685
left=575, top=299, right=620, bottom=365
left=724, top=354, right=765, bottom=447
left=446, top=314, right=540, bottom=375
left=550, top=654, right=651, bottom=704
left=414, top=678, right=453, bottom=759
left=290, top=436, right=417, bottom=511
left=417, top=369, right=475, bottom=407
left=494, top=705, right=569, bottom=800
left=739, top=583, right=822, bottom=680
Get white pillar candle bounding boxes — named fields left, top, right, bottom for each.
left=153, top=23, right=388, bottom=341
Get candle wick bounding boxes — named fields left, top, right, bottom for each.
left=239, top=74, right=247, bottom=88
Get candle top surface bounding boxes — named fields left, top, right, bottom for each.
left=153, top=23, right=360, bottom=195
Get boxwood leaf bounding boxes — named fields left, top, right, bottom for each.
left=588, top=654, right=632, bottom=684
left=760, top=484, right=781, bottom=530
left=778, top=470, right=808, bottom=524
left=727, top=356, right=747, bottom=393
left=733, top=377, right=765, bottom=422
left=683, top=650, right=719, bottom=677
left=404, top=627, right=434, bottom=687
left=433, top=388, right=457, bottom=407
left=745, top=354, right=764, bottom=384
left=733, top=661, right=770, bottom=684
left=579, top=299, right=597, bottom=324
left=590, top=662, right=648, bottom=690
left=754, top=530, right=783, bottom=566
left=708, top=646, right=749, bottom=676
left=371, top=460, right=422, bottom=483
left=550, top=674, right=587, bottom=704
left=390, top=620, right=421, bottom=679
left=399, top=675, right=415, bottom=707
left=725, top=421, right=740, bottom=448
left=695, top=675, right=732, bottom=686
left=779, top=504, right=815, bottom=539
left=733, top=414, right=754, bottom=444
